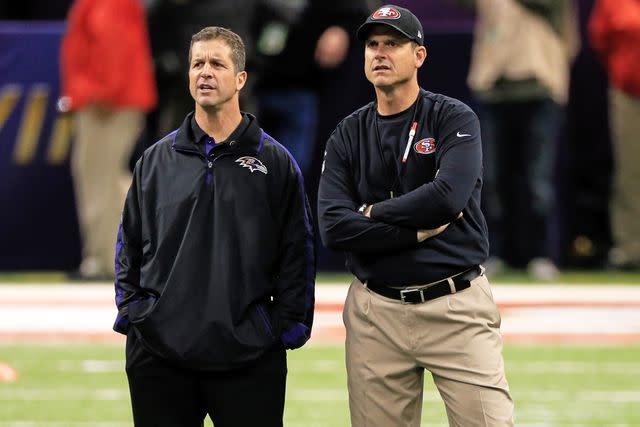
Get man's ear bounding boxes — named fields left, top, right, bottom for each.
left=236, top=71, right=247, bottom=91
left=415, top=45, right=427, bottom=68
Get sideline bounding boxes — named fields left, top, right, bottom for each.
left=1, top=283, right=640, bottom=344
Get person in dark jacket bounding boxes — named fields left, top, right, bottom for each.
left=113, top=26, right=315, bottom=427
left=253, top=0, right=369, bottom=179
left=317, top=5, right=513, bottom=426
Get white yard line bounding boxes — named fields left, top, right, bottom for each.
left=2, top=283, right=640, bottom=302
left=0, top=388, right=129, bottom=400
left=2, top=283, right=640, bottom=343
left=4, top=386, right=638, bottom=403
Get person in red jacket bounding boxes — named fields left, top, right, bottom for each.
left=60, top=0, right=157, bottom=280
left=589, top=0, right=640, bottom=271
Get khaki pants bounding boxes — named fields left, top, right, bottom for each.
left=71, top=106, right=143, bottom=277
left=610, top=88, right=640, bottom=263
left=343, top=274, right=514, bottom=427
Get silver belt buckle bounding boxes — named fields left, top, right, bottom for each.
left=399, top=288, right=426, bottom=304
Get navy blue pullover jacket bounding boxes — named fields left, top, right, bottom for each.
left=318, top=89, right=488, bottom=285
left=113, top=112, right=315, bottom=370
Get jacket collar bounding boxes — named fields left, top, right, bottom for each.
left=172, top=111, right=264, bottom=155
left=371, top=87, right=428, bottom=117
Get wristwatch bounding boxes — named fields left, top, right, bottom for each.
left=358, top=203, right=368, bottom=214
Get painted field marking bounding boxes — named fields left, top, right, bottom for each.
left=3, top=283, right=640, bottom=344
left=0, top=388, right=129, bottom=401
left=0, top=362, right=18, bottom=382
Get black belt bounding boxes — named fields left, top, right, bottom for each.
left=366, top=266, right=484, bottom=304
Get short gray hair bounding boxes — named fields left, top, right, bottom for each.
left=189, top=26, right=246, bottom=72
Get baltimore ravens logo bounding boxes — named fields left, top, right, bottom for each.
left=414, top=138, right=436, bottom=155
left=235, top=156, right=267, bottom=174
left=372, top=7, right=400, bottom=19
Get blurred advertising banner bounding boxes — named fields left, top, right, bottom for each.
left=0, top=22, right=81, bottom=270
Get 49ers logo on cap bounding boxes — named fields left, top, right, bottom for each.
left=372, top=7, right=401, bottom=19
left=414, top=138, right=436, bottom=155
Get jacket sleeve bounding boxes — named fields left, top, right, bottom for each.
left=370, top=105, right=482, bottom=229
left=317, top=126, right=419, bottom=253
left=588, top=0, right=610, bottom=59
left=272, top=158, right=316, bottom=350
left=112, top=158, right=144, bottom=334
left=94, top=0, right=133, bottom=102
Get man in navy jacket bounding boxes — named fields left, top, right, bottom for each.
left=114, top=26, right=315, bottom=427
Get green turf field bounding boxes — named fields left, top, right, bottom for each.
left=1, top=343, right=638, bottom=426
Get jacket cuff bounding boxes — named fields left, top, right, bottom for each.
left=112, top=312, right=130, bottom=335
left=280, top=322, right=310, bottom=349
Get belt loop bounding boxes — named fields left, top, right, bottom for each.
left=447, top=277, right=456, bottom=294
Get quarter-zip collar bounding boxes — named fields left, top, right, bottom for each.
left=172, top=111, right=264, bottom=155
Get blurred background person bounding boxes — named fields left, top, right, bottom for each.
left=589, top=0, right=640, bottom=271
left=0, top=0, right=71, bottom=19
left=60, top=0, right=157, bottom=280
left=253, top=0, right=370, bottom=181
left=456, top=0, right=580, bottom=279
left=145, top=0, right=259, bottom=143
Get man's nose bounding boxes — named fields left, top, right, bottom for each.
left=373, top=45, right=387, bottom=58
left=201, top=62, right=213, bottom=76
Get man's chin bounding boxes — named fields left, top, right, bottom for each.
left=372, top=80, right=394, bottom=90
left=196, top=98, right=220, bottom=109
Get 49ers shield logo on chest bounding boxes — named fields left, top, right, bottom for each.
left=414, top=138, right=436, bottom=155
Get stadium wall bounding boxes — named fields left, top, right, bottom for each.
left=0, top=8, right=611, bottom=271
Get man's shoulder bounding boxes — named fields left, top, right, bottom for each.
left=334, top=102, right=375, bottom=133
left=259, top=131, right=303, bottom=173
left=144, top=128, right=180, bottom=156
left=260, top=131, right=290, bottom=157
left=421, top=90, right=475, bottom=116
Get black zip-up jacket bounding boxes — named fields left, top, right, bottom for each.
left=113, top=112, right=315, bottom=371
left=318, top=89, right=488, bottom=285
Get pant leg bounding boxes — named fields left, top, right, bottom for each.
left=410, top=275, right=513, bottom=426
left=478, top=102, right=506, bottom=259
left=202, top=346, right=287, bottom=427
left=344, top=279, right=424, bottom=427
left=518, top=98, right=560, bottom=262
left=96, top=109, right=143, bottom=274
left=609, top=88, right=640, bottom=264
left=71, top=107, right=143, bottom=276
left=125, top=331, right=206, bottom=427
left=481, top=99, right=560, bottom=266
left=71, top=107, right=102, bottom=272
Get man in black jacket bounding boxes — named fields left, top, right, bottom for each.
left=318, top=5, right=513, bottom=426
left=114, top=26, right=315, bottom=427
left=254, top=0, right=369, bottom=180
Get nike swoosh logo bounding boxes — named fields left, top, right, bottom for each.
left=457, top=132, right=471, bottom=137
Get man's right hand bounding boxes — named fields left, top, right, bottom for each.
left=417, top=213, right=463, bottom=242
